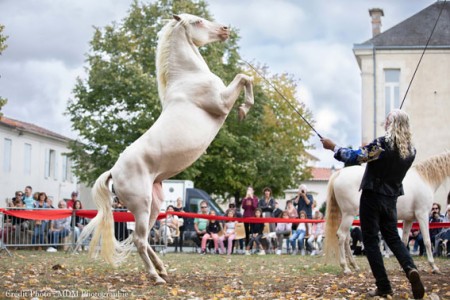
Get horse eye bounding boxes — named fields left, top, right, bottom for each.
left=194, top=20, right=203, bottom=25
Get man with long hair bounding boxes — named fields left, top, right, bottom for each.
left=321, top=109, right=425, bottom=299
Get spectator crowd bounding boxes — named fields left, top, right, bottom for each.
left=191, top=184, right=325, bottom=256
left=1, top=186, right=87, bottom=252
left=2, top=184, right=449, bottom=258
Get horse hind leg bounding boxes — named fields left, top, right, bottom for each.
left=337, top=215, right=356, bottom=274
left=147, top=245, right=168, bottom=281
left=345, top=233, right=360, bottom=272
left=337, top=230, right=351, bottom=274
left=133, top=210, right=166, bottom=284
left=146, top=183, right=168, bottom=281
left=417, top=218, right=440, bottom=274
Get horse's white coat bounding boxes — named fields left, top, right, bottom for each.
left=324, top=152, right=450, bottom=274
left=77, top=14, right=254, bottom=284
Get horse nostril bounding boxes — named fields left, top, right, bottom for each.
left=222, top=26, right=228, bottom=30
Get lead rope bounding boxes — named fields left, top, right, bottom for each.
left=242, top=59, right=323, bottom=139
left=400, top=0, right=447, bottom=109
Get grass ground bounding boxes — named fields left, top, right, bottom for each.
left=0, top=249, right=449, bottom=299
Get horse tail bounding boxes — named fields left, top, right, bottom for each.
left=77, top=170, right=133, bottom=266
left=413, top=151, right=450, bottom=189
left=324, top=169, right=341, bottom=265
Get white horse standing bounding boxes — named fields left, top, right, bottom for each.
left=78, top=14, right=254, bottom=284
left=324, top=152, right=450, bottom=274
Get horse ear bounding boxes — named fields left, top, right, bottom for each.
left=173, top=14, right=181, bottom=22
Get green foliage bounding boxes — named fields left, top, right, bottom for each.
left=66, top=0, right=314, bottom=199
left=0, top=24, right=8, bottom=114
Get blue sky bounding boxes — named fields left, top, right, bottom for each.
left=0, top=0, right=437, bottom=168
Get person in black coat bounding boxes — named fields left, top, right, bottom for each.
left=321, top=109, right=424, bottom=299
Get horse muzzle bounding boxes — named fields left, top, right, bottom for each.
left=218, top=27, right=230, bottom=41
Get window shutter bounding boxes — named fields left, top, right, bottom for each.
left=54, top=153, right=58, bottom=180
left=44, top=149, right=50, bottom=178
left=62, top=155, right=67, bottom=181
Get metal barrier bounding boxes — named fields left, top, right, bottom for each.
left=0, top=208, right=167, bottom=255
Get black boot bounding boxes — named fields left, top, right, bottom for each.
left=408, top=269, right=425, bottom=299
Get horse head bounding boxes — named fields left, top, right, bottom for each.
left=173, top=14, right=229, bottom=46
left=157, top=13, right=231, bottom=103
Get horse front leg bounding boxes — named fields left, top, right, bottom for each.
left=238, top=76, right=254, bottom=120
left=220, top=74, right=254, bottom=120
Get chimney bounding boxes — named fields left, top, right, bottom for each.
left=369, top=8, right=384, bottom=37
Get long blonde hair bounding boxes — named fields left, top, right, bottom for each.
left=384, top=109, right=414, bottom=159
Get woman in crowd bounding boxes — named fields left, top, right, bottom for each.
left=200, top=210, right=222, bottom=254
left=32, top=192, right=50, bottom=250
left=219, top=209, right=237, bottom=255
left=285, top=200, right=298, bottom=253
left=159, top=205, right=179, bottom=245
left=245, top=208, right=265, bottom=255
left=258, top=187, right=275, bottom=231
left=307, top=211, right=324, bottom=255
left=289, top=210, right=309, bottom=255
left=46, top=200, right=71, bottom=252
left=242, top=186, right=258, bottom=246
left=174, top=197, right=185, bottom=252
left=275, top=210, right=292, bottom=255
left=73, top=200, right=88, bottom=249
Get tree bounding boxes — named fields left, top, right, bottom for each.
left=0, top=24, right=8, bottom=114
left=67, top=0, right=314, bottom=201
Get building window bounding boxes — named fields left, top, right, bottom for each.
left=62, top=154, right=73, bottom=182
left=45, top=149, right=57, bottom=179
left=24, top=143, right=32, bottom=175
left=3, top=138, right=12, bottom=173
left=384, top=69, right=400, bottom=117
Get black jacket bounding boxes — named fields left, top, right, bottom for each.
left=361, top=137, right=415, bottom=197
left=206, top=221, right=221, bottom=234
left=250, top=222, right=264, bottom=235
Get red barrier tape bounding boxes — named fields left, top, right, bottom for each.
left=0, top=209, right=73, bottom=220
left=1, top=208, right=449, bottom=229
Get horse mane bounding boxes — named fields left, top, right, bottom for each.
left=156, top=15, right=196, bottom=104
left=413, top=151, right=450, bottom=186
left=156, top=19, right=178, bottom=104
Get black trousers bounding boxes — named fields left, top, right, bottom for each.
left=175, top=226, right=184, bottom=251
left=244, top=222, right=251, bottom=245
left=360, top=190, right=417, bottom=292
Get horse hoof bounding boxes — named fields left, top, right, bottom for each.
left=160, top=273, right=169, bottom=281
left=343, top=269, right=352, bottom=275
left=432, top=268, right=441, bottom=274
left=238, top=106, right=248, bottom=121
left=154, top=277, right=167, bottom=285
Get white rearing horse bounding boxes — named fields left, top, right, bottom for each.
left=77, top=14, right=254, bottom=284
left=324, top=151, right=450, bottom=274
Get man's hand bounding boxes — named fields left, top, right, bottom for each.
left=321, top=138, right=336, bottom=151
